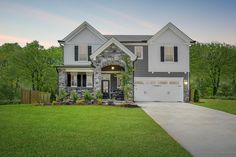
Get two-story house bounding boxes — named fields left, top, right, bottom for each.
left=57, top=21, right=194, bottom=102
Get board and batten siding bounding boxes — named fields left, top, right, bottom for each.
left=148, top=28, right=190, bottom=73
left=64, top=28, right=105, bottom=65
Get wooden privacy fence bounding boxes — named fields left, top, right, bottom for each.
left=21, top=89, right=51, bottom=104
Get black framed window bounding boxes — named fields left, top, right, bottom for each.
left=77, top=74, right=81, bottom=87
left=74, top=46, right=79, bottom=61
left=82, top=74, right=87, bottom=87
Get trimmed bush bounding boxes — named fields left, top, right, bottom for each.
left=83, top=90, right=94, bottom=103
left=95, top=91, right=103, bottom=99
left=76, top=99, right=86, bottom=105
left=70, top=90, right=80, bottom=103
left=56, top=89, right=68, bottom=102
left=52, top=101, right=57, bottom=106
left=95, top=99, right=103, bottom=105
left=193, top=89, right=199, bottom=102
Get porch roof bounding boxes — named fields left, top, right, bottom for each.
left=90, top=37, right=137, bottom=61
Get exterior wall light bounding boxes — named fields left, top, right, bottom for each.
left=111, top=66, right=115, bottom=70
left=184, top=80, right=188, bottom=85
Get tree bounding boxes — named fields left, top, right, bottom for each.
left=0, top=43, right=22, bottom=102
left=0, top=41, right=62, bottom=103
left=191, top=43, right=235, bottom=96
left=204, top=43, right=234, bottom=95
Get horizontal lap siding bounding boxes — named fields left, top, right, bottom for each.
left=125, top=45, right=188, bottom=79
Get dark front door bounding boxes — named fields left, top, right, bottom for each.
left=102, top=80, right=109, bottom=99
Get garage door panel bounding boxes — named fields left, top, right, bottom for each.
left=134, top=77, right=183, bottom=102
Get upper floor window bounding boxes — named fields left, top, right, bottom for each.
left=165, top=47, right=174, bottom=62
left=79, top=45, right=88, bottom=61
left=134, top=46, right=143, bottom=60
left=160, top=46, right=178, bottom=62
left=74, top=45, right=92, bottom=61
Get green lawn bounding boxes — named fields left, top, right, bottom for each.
left=195, top=99, right=236, bottom=115
left=0, top=105, right=192, bottom=157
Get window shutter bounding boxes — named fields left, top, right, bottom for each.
left=174, top=46, right=178, bottom=62
left=160, top=46, right=164, bottom=62
left=67, top=73, right=71, bottom=87
left=82, top=75, right=87, bottom=87
left=77, top=74, right=81, bottom=87
left=88, top=46, right=92, bottom=61
left=74, top=46, right=78, bottom=61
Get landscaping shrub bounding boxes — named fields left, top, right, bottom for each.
left=83, top=90, right=94, bottom=103
left=52, top=101, right=57, bottom=106
left=95, top=91, right=103, bottom=99
left=70, top=90, right=80, bottom=103
left=95, top=99, right=103, bottom=105
left=193, top=89, right=199, bottom=102
left=107, top=99, right=114, bottom=105
left=76, top=99, right=86, bottom=105
left=56, top=89, right=68, bottom=102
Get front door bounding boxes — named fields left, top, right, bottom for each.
left=102, top=80, right=109, bottom=99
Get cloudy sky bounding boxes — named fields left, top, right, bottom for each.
left=0, top=0, right=236, bottom=48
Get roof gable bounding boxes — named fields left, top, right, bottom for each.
left=62, top=21, right=107, bottom=43
left=148, top=22, right=193, bottom=44
left=90, top=38, right=137, bottom=61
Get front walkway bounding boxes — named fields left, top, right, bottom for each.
left=138, top=102, right=236, bottom=157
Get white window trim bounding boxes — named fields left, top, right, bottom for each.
left=71, top=72, right=77, bottom=87
left=117, top=74, right=121, bottom=89
left=134, top=46, right=143, bottom=60
left=78, top=44, right=88, bottom=61
left=164, top=46, right=174, bottom=62
left=86, top=73, right=93, bottom=88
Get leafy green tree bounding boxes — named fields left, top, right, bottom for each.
left=0, top=43, right=23, bottom=102
left=191, top=43, right=235, bottom=96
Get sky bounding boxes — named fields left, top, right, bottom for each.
left=0, top=0, right=236, bottom=48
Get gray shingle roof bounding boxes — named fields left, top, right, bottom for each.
left=104, top=35, right=153, bottom=43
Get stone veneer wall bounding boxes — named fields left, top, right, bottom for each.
left=58, top=68, right=66, bottom=92
left=92, top=51, right=128, bottom=92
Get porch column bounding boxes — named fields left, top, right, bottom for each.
left=94, top=64, right=102, bottom=92
left=58, top=68, right=66, bottom=91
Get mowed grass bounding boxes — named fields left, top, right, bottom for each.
left=195, top=99, right=236, bottom=115
left=0, top=105, right=192, bottom=157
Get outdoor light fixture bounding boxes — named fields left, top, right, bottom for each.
left=184, top=80, right=188, bottom=85
left=111, top=66, right=115, bottom=70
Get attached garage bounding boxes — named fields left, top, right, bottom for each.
left=134, top=77, right=184, bottom=102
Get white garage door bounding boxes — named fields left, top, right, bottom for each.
left=134, top=77, right=184, bottom=102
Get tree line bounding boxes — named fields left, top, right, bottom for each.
left=190, top=43, right=236, bottom=98
left=0, top=41, right=62, bottom=103
left=0, top=41, right=235, bottom=104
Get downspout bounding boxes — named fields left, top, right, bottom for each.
left=133, top=61, right=135, bottom=102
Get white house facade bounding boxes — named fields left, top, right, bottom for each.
left=57, top=21, right=195, bottom=102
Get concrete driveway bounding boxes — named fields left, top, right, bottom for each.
left=138, top=102, right=236, bottom=157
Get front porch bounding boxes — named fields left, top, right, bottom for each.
left=101, top=65, right=124, bottom=100
left=58, top=37, right=136, bottom=101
